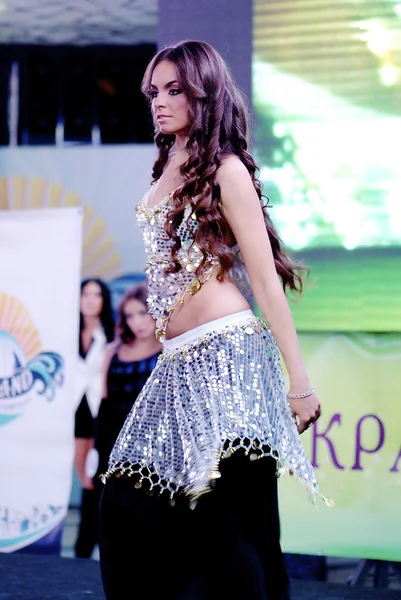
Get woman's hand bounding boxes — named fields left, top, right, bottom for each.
left=288, top=392, right=321, bottom=434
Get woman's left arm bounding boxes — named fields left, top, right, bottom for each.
left=217, top=156, right=320, bottom=433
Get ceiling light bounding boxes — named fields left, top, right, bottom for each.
left=353, top=20, right=391, bottom=56
left=380, top=64, right=399, bottom=86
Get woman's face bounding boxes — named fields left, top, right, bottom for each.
left=80, top=282, right=103, bottom=319
left=149, top=60, right=191, bottom=137
left=123, top=298, right=156, bottom=341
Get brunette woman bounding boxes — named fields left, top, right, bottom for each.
left=95, top=284, right=162, bottom=486
left=99, top=41, right=328, bottom=600
left=74, top=278, right=114, bottom=558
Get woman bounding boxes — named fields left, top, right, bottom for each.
left=95, top=284, right=162, bottom=488
left=99, top=41, right=328, bottom=600
left=78, top=284, right=162, bottom=558
left=74, top=278, right=114, bottom=558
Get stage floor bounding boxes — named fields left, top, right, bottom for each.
left=1, top=552, right=401, bottom=600
left=61, top=508, right=401, bottom=592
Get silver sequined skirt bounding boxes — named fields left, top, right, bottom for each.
left=103, top=310, right=323, bottom=504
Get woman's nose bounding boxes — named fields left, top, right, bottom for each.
left=154, top=94, right=167, bottom=108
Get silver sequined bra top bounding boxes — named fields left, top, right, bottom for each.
left=136, top=187, right=252, bottom=341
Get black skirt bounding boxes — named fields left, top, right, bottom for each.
left=99, top=451, right=290, bottom=600
left=74, top=394, right=94, bottom=439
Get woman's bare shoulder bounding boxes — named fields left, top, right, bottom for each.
left=216, top=155, right=250, bottom=183
left=215, top=155, right=256, bottom=210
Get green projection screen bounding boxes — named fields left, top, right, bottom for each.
left=253, top=0, right=401, bottom=331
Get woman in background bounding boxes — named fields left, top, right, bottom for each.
left=95, top=284, right=162, bottom=486
left=74, top=278, right=114, bottom=559
left=77, top=284, right=162, bottom=557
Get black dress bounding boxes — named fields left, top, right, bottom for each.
left=74, top=338, right=95, bottom=439
left=76, top=349, right=161, bottom=559
left=95, top=349, right=161, bottom=478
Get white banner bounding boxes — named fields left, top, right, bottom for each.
left=0, top=145, right=156, bottom=508
left=0, top=208, right=82, bottom=552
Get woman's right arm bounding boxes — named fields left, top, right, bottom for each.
left=217, top=156, right=320, bottom=433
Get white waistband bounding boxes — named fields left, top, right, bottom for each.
left=163, top=310, right=255, bottom=350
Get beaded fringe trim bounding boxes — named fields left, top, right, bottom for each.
left=102, top=317, right=333, bottom=509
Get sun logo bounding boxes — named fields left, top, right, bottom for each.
left=0, top=176, right=123, bottom=280
left=0, top=294, right=63, bottom=427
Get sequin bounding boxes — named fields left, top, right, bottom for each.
left=136, top=189, right=253, bottom=339
left=108, top=188, right=330, bottom=507
left=104, top=314, right=324, bottom=505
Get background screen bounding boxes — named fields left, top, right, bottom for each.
left=253, top=0, right=401, bottom=331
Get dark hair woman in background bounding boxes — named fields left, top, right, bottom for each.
left=95, top=284, right=162, bottom=486
left=77, top=284, right=162, bottom=560
left=74, top=278, right=114, bottom=558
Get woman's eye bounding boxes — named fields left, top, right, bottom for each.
left=149, top=91, right=158, bottom=99
left=169, top=88, right=182, bottom=95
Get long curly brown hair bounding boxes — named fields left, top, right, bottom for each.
left=142, top=40, right=304, bottom=293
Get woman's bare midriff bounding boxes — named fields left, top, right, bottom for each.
left=165, top=269, right=250, bottom=340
